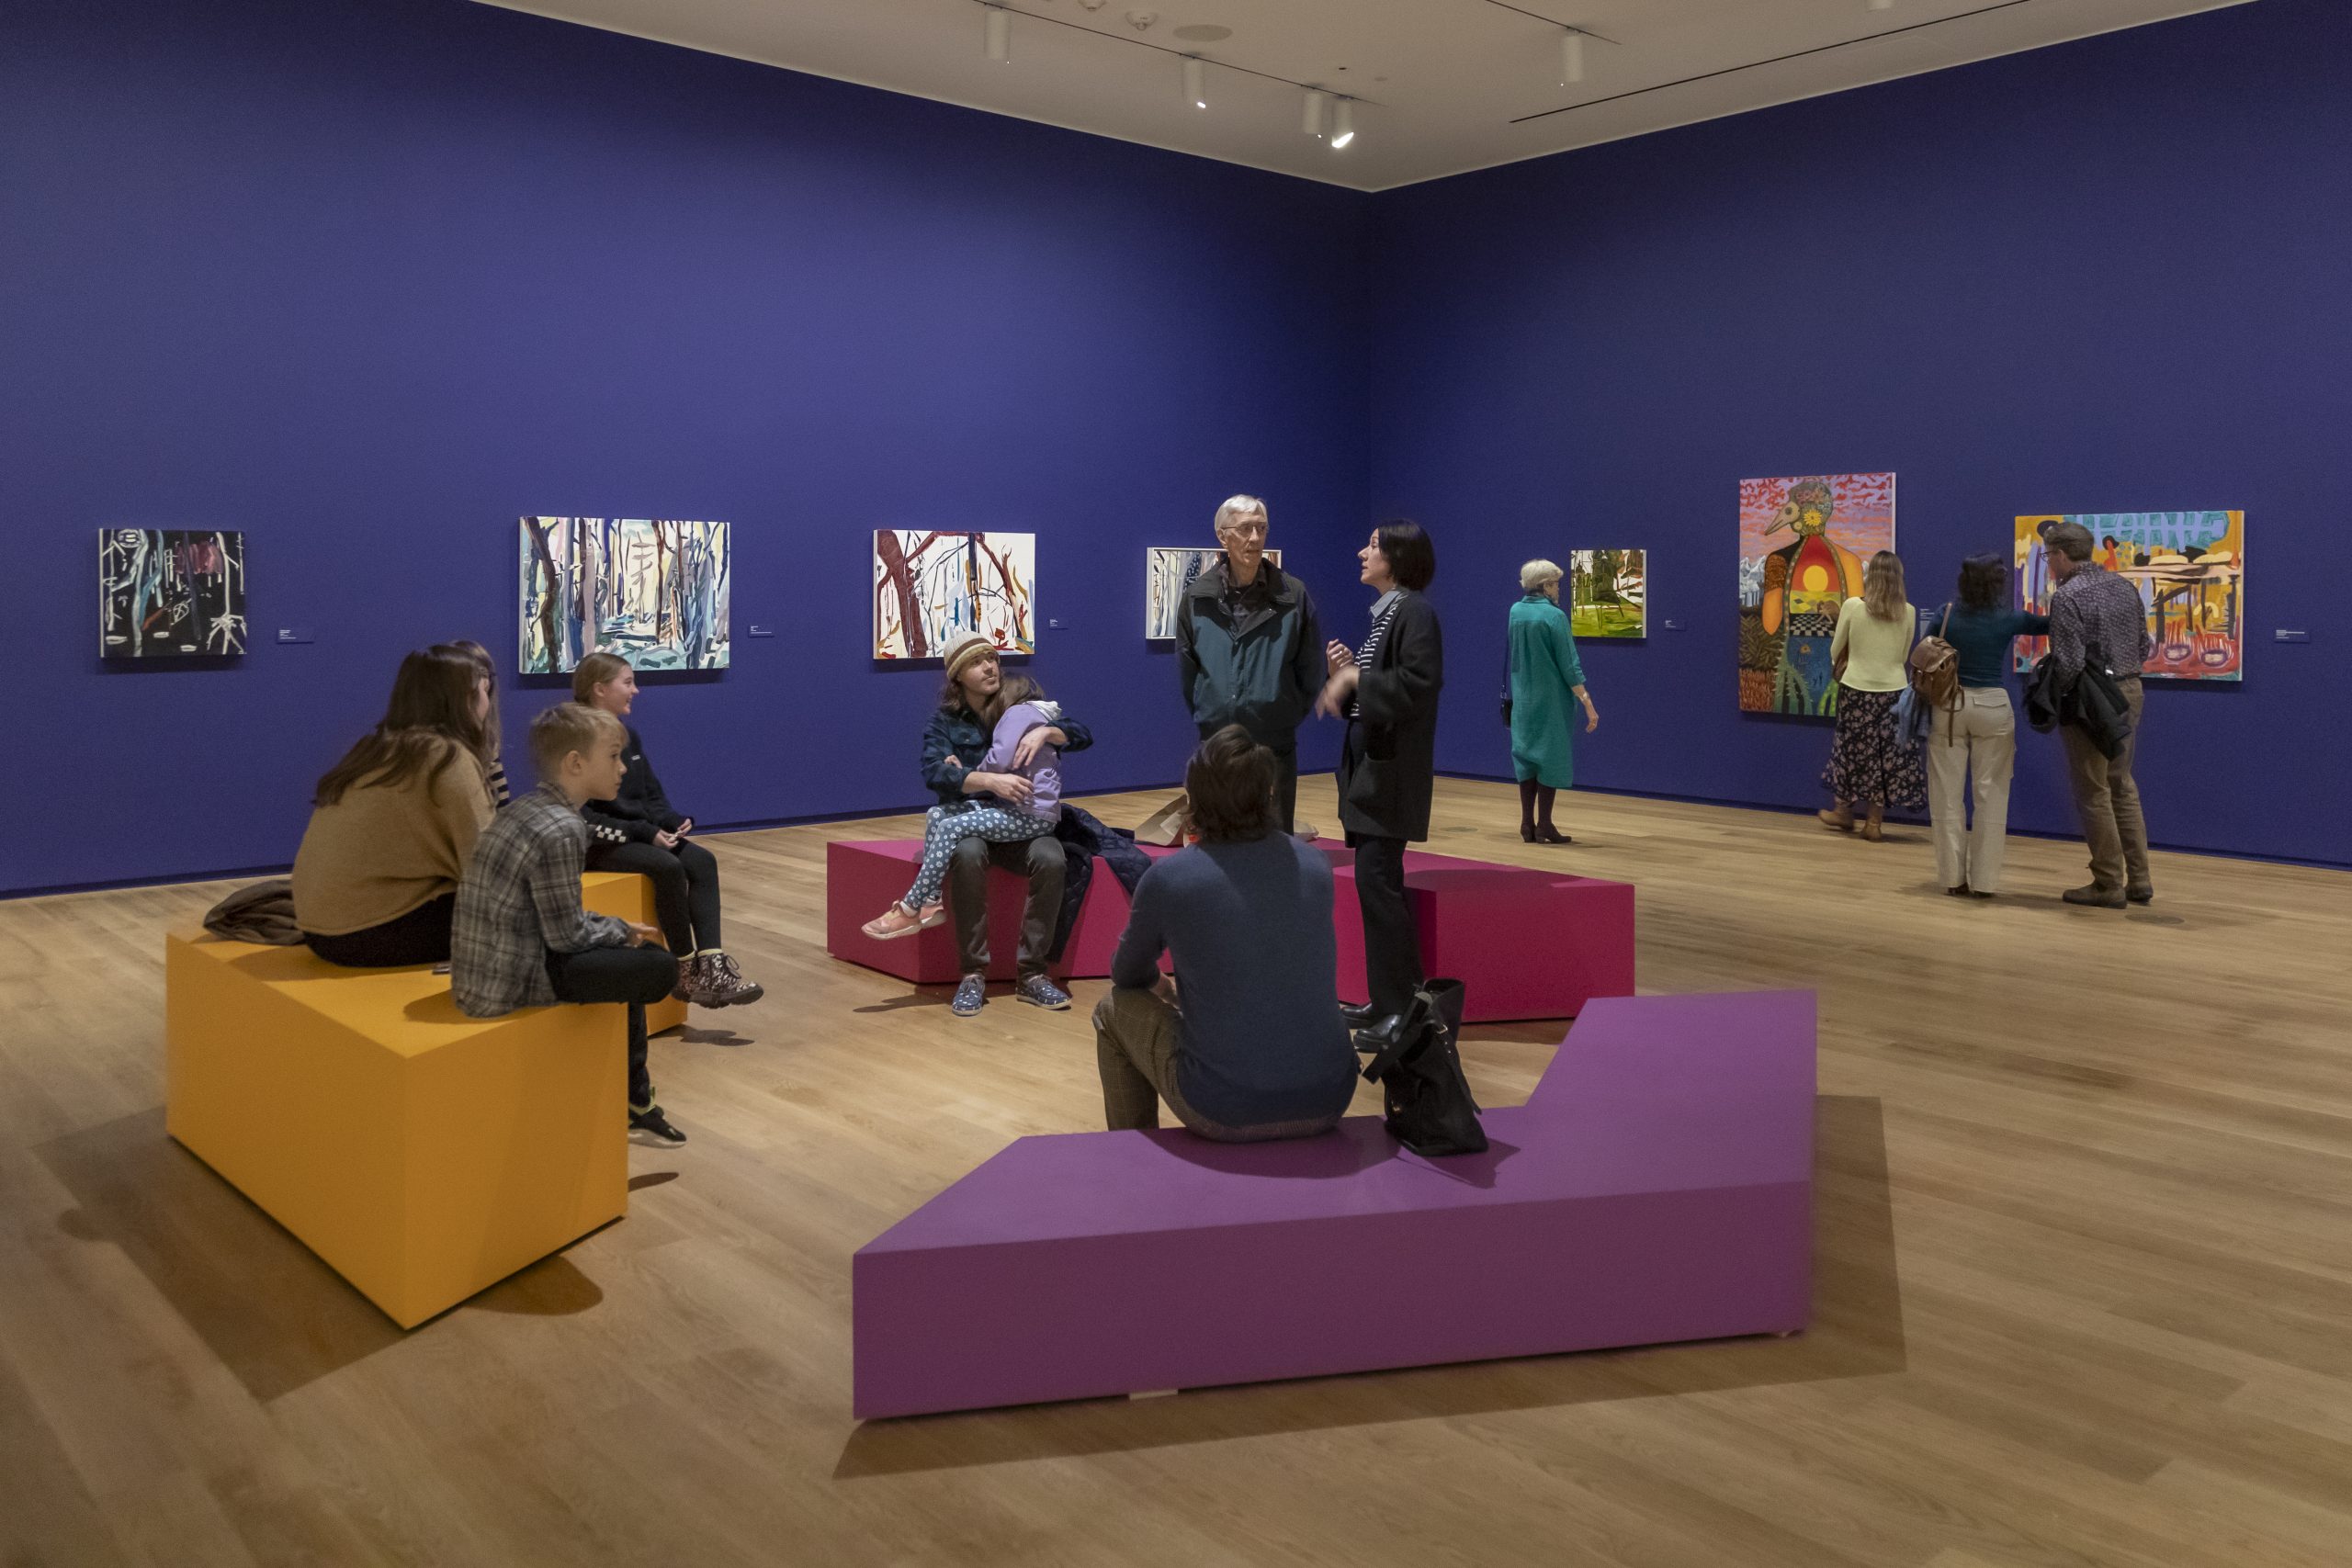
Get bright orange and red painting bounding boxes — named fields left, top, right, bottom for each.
left=1737, top=473, right=1896, bottom=716
left=2015, top=512, right=2245, bottom=682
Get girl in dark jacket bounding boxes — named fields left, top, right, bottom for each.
left=575, top=651, right=763, bottom=1008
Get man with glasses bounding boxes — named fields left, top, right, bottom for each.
left=1175, top=495, right=1325, bottom=834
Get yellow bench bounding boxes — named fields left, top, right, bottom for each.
left=164, top=931, right=628, bottom=1328
left=581, top=871, right=689, bottom=1036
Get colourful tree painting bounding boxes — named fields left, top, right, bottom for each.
left=1737, top=473, right=1896, bottom=716
left=1567, top=549, right=1645, bottom=639
left=873, top=531, right=1035, bottom=660
left=1144, top=547, right=1281, bottom=640
left=99, top=529, right=247, bottom=658
left=2014, top=512, right=2245, bottom=682
left=519, top=517, right=729, bottom=673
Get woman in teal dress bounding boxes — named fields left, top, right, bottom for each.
left=1508, top=559, right=1600, bottom=843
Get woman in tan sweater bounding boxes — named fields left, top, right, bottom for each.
left=291, top=649, right=497, bottom=965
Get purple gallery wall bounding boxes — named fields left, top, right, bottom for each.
left=8, top=0, right=2348, bottom=897
left=1367, top=0, right=2352, bottom=870
left=1, top=0, right=1373, bottom=896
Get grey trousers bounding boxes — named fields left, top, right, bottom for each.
left=950, top=831, right=1067, bottom=980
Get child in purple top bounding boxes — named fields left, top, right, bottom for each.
left=862, top=685, right=1066, bottom=940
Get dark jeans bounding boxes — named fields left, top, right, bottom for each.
left=950, top=832, right=1066, bottom=980
left=586, top=838, right=722, bottom=954
left=304, top=894, right=455, bottom=967
left=1353, top=835, right=1422, bottom=1017
left=546, top=944, right=680, bottom=1111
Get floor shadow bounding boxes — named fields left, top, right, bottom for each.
left=40, top=1109, right=406, bottom=1402
left=833, top=1095, right=1903, bottom=1477
left=853, top=991, right=952, bottom=1015
left=674, top=1025, right=753, bottom=1047
left=628, top=1170, right=681, bottom=1191
left=464, top=1250, right=607, bottom=1317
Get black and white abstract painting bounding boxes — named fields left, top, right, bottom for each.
left=99, top=529, right=248, bottom=658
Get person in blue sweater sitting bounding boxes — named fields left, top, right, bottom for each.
left=1091, top=726, right=1360, bottom=1142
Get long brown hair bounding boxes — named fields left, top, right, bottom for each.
left=434, top=640, right=501, bottom=765
left=312, top=649, right=491, bottom=807
left=571, top=649, right=632, bottom=707
left=1861, top=550, right=1907, bottom=623
left=936, top=658, right=1046, bottom=727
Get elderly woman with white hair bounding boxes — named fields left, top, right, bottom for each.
left=1507, top=558, right=1599, bottom=843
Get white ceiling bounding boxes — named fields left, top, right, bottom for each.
left=472, top=0, right=2256, bottom=190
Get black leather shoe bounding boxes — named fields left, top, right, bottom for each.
left=1339, top=1001, right=1377, bottom=1027
left=1352, top=1012, right=1406, bottom=1055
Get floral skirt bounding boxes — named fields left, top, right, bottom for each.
left=1822, top=686, right=1926, bottom=808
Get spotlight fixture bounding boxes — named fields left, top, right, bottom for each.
left=1302, top=87, right=1329, bottom=139
left=985, top=5, right=1011, bottom=62
left=1182, top=55, right=1206, bottom=108
left=1560, top=28, right=1585, bottom=86
left=1330, top=98, right=1355, bottom=150
left=1868, top=0, right=1894, bottom=9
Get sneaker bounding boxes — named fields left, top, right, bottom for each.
left=2125, top=884, right=2154, bottom=905
left=1014, top=975, right=1072, bottom=1010
left=693, top=950, right=763, bottom=1007
left=628, top=1105, right=687, bottom=1146
left=2062, top=884, right=2127, bottom=908
left=861, top=903, right=928, bottom=941
left=951, top=974, right=987, bottom=1017
left=669, top=953, right=702, bottom=1004
left=916, top=901, right=947, bottom=929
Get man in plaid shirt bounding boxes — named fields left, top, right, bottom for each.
left=453, top=702, right=688, bottom=1145
left=2039, top=518, right=2156, bottom=908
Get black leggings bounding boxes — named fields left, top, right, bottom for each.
left=304, top=894, right=455, bottom=967
left=546, top=944, right=679, bottom=1111
left=586, top=839, right=722, bottom=954
left=1352, top=835, right=1424, bottom=1018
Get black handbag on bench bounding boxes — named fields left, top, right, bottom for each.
left=1360, top=979, right=1487, bottom=1157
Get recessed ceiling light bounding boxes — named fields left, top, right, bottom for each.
left=1172, top=24, right=1232, bottom=42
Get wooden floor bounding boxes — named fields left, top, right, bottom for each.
left=4, top=777, right=2350, bottom=1568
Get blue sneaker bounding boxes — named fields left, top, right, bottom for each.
left=951, top=974, right=987, bottom=1017
left=1014, top=975, right=1071, bottom=1011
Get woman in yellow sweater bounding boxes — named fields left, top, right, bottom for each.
left=291, top=648, right=497, bottom=964
left=1817, top=552, right=1925, bottom=843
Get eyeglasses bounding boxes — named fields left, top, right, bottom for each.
left=1220, top=523, right=1269, bottom=539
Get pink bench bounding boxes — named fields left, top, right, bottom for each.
left=853, top=989, right=1815, bottom=1419
left=827, top=836, right=1634, bottom=1018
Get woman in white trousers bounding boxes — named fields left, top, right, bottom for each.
left=1924, top=555, right=2049, bottom=897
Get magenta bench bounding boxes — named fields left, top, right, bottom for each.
left=852, top=989, right=1815, bottom=1420
left=828, top=836, right=1635, bottom=1018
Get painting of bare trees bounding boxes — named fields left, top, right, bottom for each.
left=519, top=517, right=729, bottom=673
left=872, top=531, right=1035, bottom=660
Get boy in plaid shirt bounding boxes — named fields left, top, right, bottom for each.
left=453, top=703, right=688, bottom=1145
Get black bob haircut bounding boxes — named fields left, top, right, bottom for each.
left=1375, top=519, right=1436, bottom=592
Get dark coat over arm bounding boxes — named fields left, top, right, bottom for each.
left=1337, top=590, right=1444, bottom=842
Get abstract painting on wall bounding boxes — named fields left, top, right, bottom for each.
left=873, top=531, right=1035, bottom=660
left=1737, top=473, right=1895, bottom=716
left=1566, top=549, right=1646, bottom=639
left=99, top=529, right=248, bottom=658
left=2014, top=512, right=2245, bottom=682
left=518, top=517, right=730, bottom=674
left=1144, top=547, right=1283, bottom=640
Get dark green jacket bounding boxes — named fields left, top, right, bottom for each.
left=1174, top=560, right=1322, bottom=748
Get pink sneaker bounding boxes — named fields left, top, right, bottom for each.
left=862, top=903, right=927, bottom=941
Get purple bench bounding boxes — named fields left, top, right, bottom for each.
left=853, top=989, right=1815, bottom=1419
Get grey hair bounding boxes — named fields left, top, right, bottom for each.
left=1213, top=494, right=1269, bottom=536
left=1521, top=558, right=1564, bottom=593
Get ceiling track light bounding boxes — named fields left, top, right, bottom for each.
left=1868, top=0, right=1894, bottom=9
left=1301, top=86, right=1329, bottom=138
left=1560, top=28, right=1585, bottom=86
left=984, top=4, right=1011, bottom=62
left=1182, top=55, right=1206, bottom=108
left=1329, top=97, right=1354, bottom=151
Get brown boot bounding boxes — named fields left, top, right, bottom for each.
left=1860, top=807, right=1884, bottom=843
left=691, top=950, right=764, bottom=1008
left=669, top=953, right=702, bottom=1004
left=1816, top=800, right=1854, bottom=832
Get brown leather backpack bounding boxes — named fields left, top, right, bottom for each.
left=1908, top=605, right=1962, bottom=739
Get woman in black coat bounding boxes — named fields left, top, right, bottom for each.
left=1317, top=520, right=1444, bottom=1032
